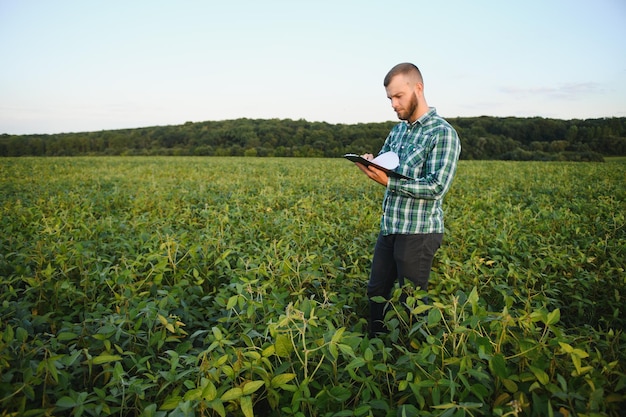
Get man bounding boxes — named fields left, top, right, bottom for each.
left=354, top=62, right=461, bottom=337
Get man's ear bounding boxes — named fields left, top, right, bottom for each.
left=414, top=82, right=424, bottom=97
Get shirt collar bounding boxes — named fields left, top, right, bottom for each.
left=405, top=107, right=436, bottom=128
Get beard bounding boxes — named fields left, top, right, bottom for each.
left=396, top=92, right=419, bottom=121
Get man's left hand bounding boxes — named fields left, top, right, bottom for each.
left=355, top=163, right=389, bottom=187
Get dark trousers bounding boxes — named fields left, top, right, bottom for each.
left=367, top=232, right=443, bottom=336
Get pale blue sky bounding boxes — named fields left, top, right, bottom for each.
left=1, top=0, right=625, bottom=134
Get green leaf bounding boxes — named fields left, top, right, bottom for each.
left=271, top=373, right=297, bottom=388
left=476, top=336, right=493, bottom=360
left=468, top=286, right=479, bottom=313
left=242, top=380, right=264, bottom=395
left=413, top=304, right=431, bottom=315
left=489, top=353, right=508, bottom=378
left=15, top=327, right=28, bottom=343
left=559, top=342, right=573, bottom=353
left=91, top=354, right=122, bottom=365
left=572, top=348, right=589, bottom=358
left=160, top=395, right=182, bottom=411
left=572, top=355, right=582, bottom=373
left=240, top=395, right=254, bottom=417
left=142, top=404, right=158, bottom=417
left=262, top=344, right=275, bottom=357
left=221, top=387, right=243, bottom=402
left=502, top=378, right=518, bottom=392
left=4, top=325, right=14, bottom=343
left=207, top=399, right=226, bottom=417
left=157, top=313, right=168, bottom=326
left=328, top=343, right=338, bottom=360
left=573, top=365, right=594, bottom=376
left=275, top=333, right=292, bottom=358
left=226, top=295, right=238, bottom=310
left=331, top=327, right=346, bottom=343
left=431, top=402, right=457, bottom=409
left=427, top=307, right=442, bottom=326
left=355, top=405, right=371, bottom=415
left=202, top=380, right=218, bottom=401
left=546, top=308, right=560, bottom=325
left=57, top=332, right=78, bottom=341
left=346, top=357, right=366, bottom=369
left=529, top=366, right=550, bottom=385
left=184, top=388, right=203, bottom=401
left=329, top=386, right=351, bottom=402
left=212, top=326, right=224, bottom=341
left=337, top=343, right=355, bottom=357
left=56, top=396, right=77, bottom=408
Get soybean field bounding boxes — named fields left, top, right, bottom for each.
left=1, top=157, right=624, bottom=416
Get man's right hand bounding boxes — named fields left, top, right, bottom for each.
left=355, top=154, right=389, bottom=187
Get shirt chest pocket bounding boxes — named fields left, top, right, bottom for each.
left=400, top=144, right=427, bottom=170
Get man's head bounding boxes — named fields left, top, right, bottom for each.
left=384, top=63, right=427, bottom=123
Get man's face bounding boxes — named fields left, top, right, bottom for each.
left=385, top=74, right=419, bottom=122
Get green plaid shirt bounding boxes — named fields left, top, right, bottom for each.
left=379, top=107, right=460, bottom=235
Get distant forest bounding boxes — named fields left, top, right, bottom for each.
left=2, top=116, right=625, bottom=161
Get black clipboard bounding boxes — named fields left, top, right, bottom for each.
left=344, top=154, right=413, bottom=180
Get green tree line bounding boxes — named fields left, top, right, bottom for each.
left=1, top=116, right=625, bottom=160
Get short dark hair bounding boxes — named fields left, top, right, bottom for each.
left=383, top=63, right=423, bottom=87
